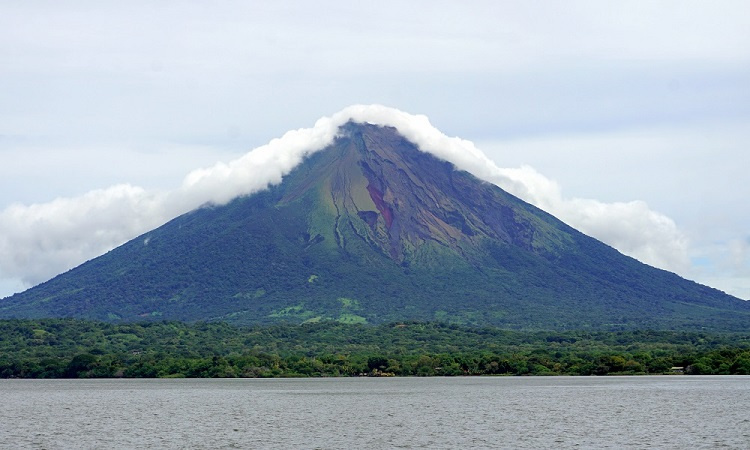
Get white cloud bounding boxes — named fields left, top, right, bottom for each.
left=179, top=121, right=341, bottom=206
left=0, top=184, right=165, bottom=286
left=483, top=167, right=690, bottom=274
left=0, top=105, right=695, bottom=297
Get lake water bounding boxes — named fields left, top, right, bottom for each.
left=1, top=376, right=749, bottom=449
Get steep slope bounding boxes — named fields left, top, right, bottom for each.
left=2, top=123, right=749, bottom=330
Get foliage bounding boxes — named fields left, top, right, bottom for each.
left=2, top=319, right=749, bottom=378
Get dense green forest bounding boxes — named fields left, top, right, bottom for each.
left=2, top=319, right=750, bottom=378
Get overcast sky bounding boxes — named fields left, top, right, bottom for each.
left=1, top=1, right=749, bottom=299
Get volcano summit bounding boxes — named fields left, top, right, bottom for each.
left=2, top=117, right=749, bottom=330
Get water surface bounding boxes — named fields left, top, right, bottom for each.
left=2, top=376, right=748, bottom=449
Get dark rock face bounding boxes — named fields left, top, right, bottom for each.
left=2, top=122, right=749, bottom=331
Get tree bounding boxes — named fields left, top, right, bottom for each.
left=65, top=353, right=98, bottom=378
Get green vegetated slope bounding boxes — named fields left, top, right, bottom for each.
left=2, top=123, right=749, bottom=331
left=2, top=320, right=750, bottom=378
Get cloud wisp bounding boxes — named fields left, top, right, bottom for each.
left=0, top=105, right=690, bottom=294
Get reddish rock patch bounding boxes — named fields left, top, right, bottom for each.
left=366, top=184, right=393, bottom=229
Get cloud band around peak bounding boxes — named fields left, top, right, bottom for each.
left=0, top=105, right=689, bottom=293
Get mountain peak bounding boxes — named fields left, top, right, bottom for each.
left=282, top=122, right=566, bottom=265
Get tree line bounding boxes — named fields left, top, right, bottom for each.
left=2, top=319, right=749, bottom=378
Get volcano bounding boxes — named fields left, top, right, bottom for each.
left=2, top=121, right=749, bottom=330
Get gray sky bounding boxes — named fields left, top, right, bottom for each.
left=1, top=1, right=749, bottom=299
